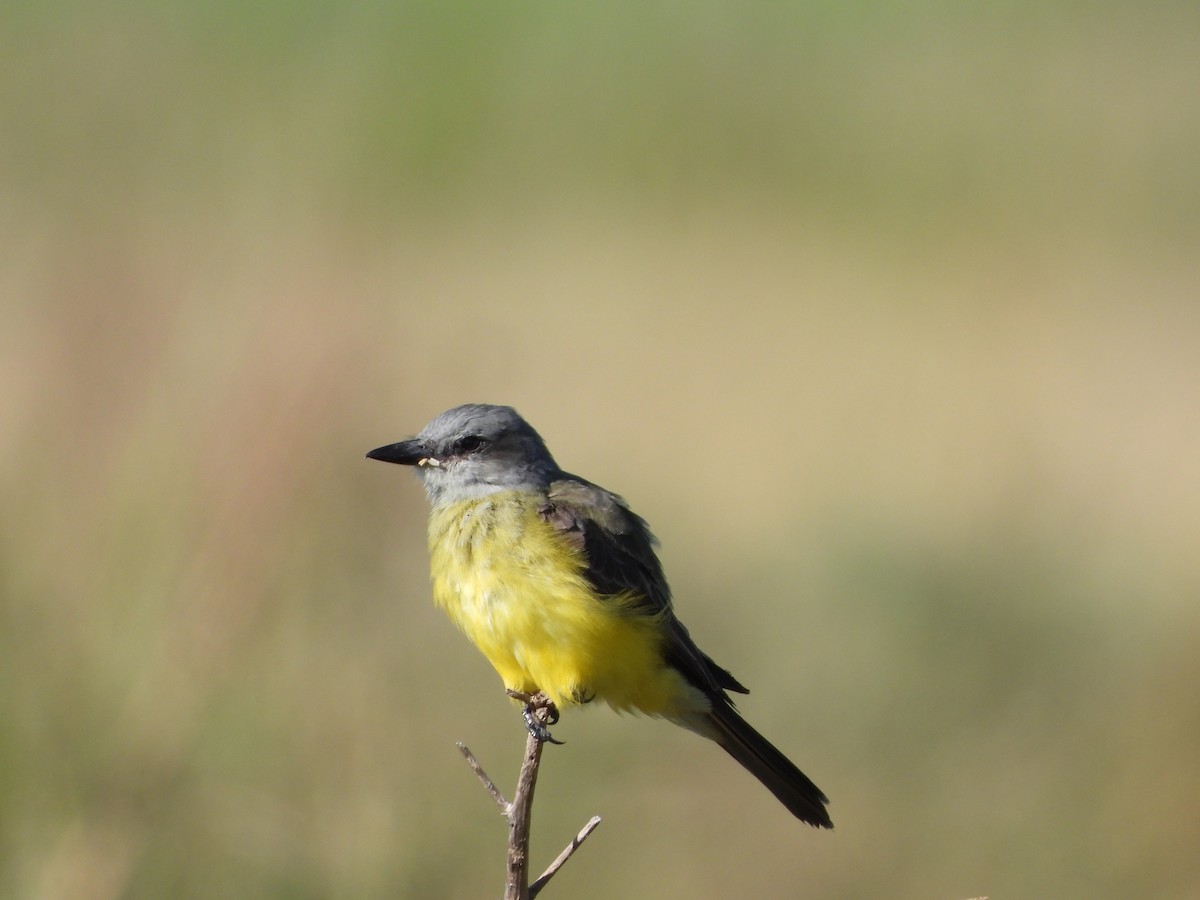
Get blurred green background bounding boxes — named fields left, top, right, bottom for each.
left=3, top=2, right=1199, bottom=898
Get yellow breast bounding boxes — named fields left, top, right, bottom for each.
left=426, top=490, right=690, bottom=714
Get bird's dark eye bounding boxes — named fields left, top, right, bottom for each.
left=456, top=435, right=487, bottom=454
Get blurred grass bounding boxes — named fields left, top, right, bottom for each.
left=3, top=2, right=1199, bottom=898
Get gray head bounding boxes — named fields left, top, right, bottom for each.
left=367, top=404, right=562, bottom=505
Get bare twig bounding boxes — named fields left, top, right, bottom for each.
left=529, top=815, right=603, bottom=898
left=505, top=715, right=546, bottom=900
left=455, top=742, right=508, bottom=812
left=457, top=692, right=602, bottom=900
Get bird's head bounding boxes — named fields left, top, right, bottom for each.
left=367, top=404, right=560, bottom=505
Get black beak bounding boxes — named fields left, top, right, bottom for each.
left=366, top=439, right=431, bottom=466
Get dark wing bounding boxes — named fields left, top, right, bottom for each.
left=540, top=476, right=748, bottom=698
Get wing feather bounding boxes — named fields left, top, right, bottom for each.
left=540, top=476, right=748, bottom=697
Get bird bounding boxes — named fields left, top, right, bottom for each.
left=367, top=403, right=832, bottom=828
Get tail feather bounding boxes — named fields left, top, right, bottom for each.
left=704, top=701, right=833, bottom=828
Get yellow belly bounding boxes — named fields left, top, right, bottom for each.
left=427, top=491, right=695, bottom=714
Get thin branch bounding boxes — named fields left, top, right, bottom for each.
left=457, top=692, right=601, bottom=900
left=505, top=709, right=547, bottom=900
left=529, top=816, right=603, bottom=899
left=456, top=742, right=509, bottom=812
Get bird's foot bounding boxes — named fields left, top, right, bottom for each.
left=506, top=690, right=564, bottom=744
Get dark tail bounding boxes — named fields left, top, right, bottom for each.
left=704, top=701, right=833, bottom=828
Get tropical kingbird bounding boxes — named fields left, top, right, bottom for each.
left=367, top=404, right=832, bottom=828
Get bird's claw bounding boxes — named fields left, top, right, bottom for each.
left=507, top=690, right=564, bottom=744
left=521, top=704, right=564, bottom=744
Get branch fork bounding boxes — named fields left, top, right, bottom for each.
left=456, top=692, right=601, bottom=899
